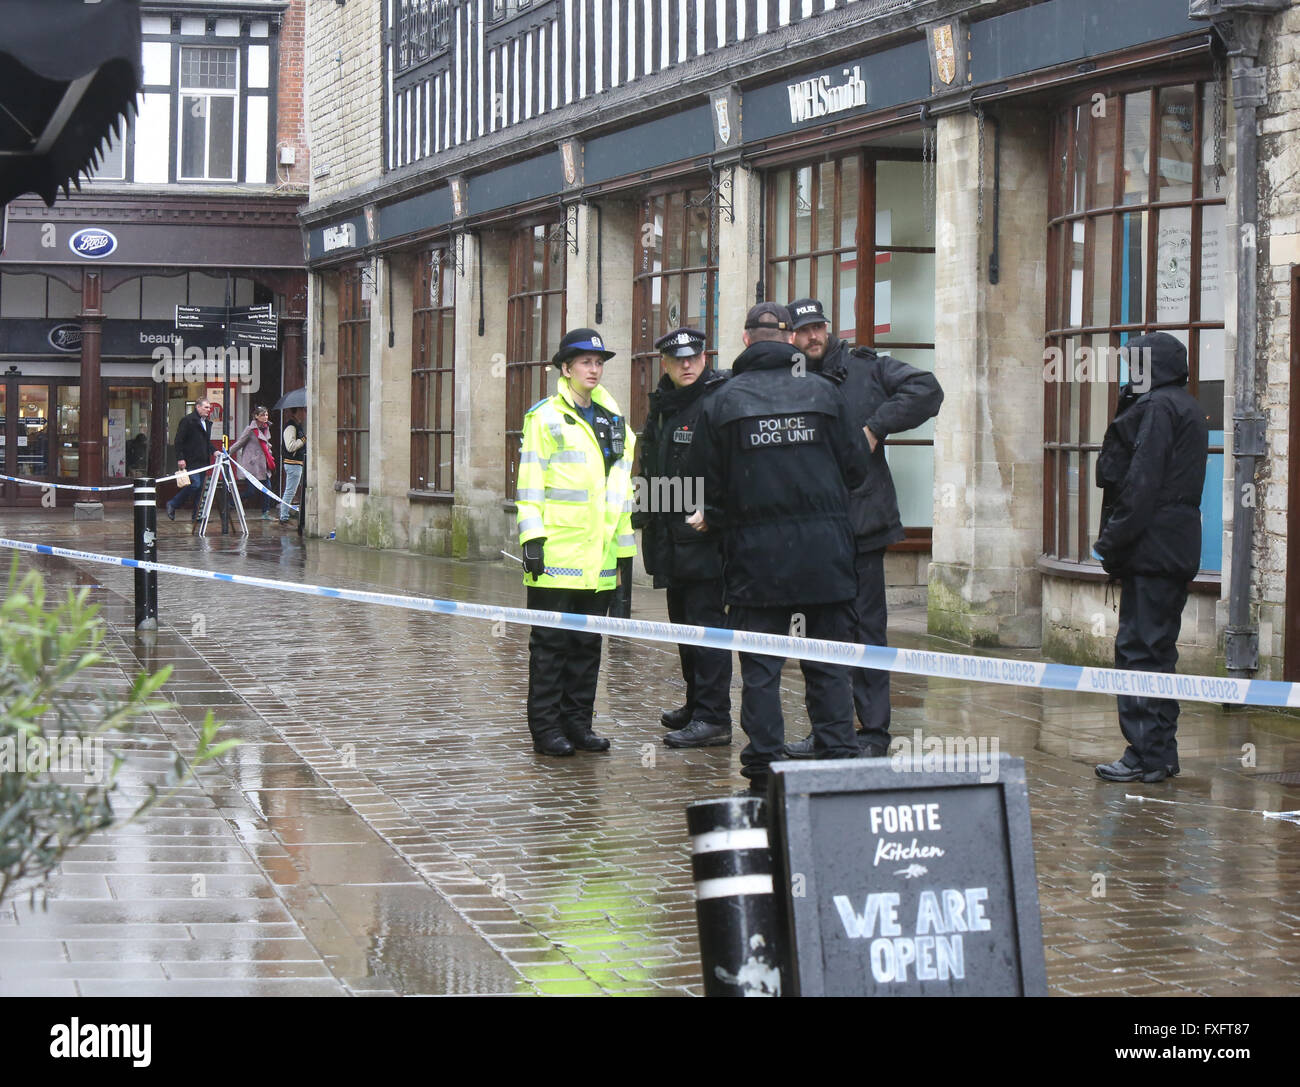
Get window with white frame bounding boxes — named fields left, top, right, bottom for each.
left=179, top=46, right=239, bottom=181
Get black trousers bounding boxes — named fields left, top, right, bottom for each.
left=666, top=580, right=732, bottom=726
left=526, top=586, right=613, bottom=742
left=729, top=602, right=858, bottom=775
left=852, top=548, right=891, bottom=747
left=1114, top=575, right=1188, bottom=774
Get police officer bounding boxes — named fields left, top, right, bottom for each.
left=686, top=303, right=869, bottom=790
left=782, top=297, right=944, bottom=760
left=517, top=328, right=637, bottom=757
left=633, top=327, right=732, bottom=748
left=1094, top=332, right=1208, bottom=783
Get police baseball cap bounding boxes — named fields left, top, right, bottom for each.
left=788, top=298, right=828, bottom=330
left=654, top=326, right=706, bottom=358
left=744, top=302, right=792, bottom=331
left=552, top=328, right=616, bottom=367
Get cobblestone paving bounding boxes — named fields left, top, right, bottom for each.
left=2, top=510, right=1300, bottom=996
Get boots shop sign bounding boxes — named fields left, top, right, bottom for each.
left=768, top=756, right=1046, bottom=997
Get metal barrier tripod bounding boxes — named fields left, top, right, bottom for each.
left=195, top=452, right=248, bottom=537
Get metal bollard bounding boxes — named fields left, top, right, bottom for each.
left=687, top=796, right=787, bottom=997
left=133, top=478, right=158, bottom=630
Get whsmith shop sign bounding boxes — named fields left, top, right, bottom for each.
left=768, top=756, right=1046, bottom=997
left=0, top=319, right=226, bottom=358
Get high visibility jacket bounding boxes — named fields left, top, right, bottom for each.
left=517, top=378, right=636, bottom=591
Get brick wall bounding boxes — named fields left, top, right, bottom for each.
left=305, top=0, right=384, bottom=201
left=275, top=0, right=309, bottom=188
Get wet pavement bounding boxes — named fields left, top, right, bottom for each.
left=2, top=508, right=1299, bottom=997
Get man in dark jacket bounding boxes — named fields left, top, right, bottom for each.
left=686, top=302, right=870, bottom=789
left=633, top=327, right=732, bottom=748
left=1094, top=332, right=1209, bottom=783
left=782, top=298, right=944, bottom=759
left=164, top=397, right=214, bottom=521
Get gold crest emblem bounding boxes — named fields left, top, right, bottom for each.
left=932, top=25, right=956, bottom=86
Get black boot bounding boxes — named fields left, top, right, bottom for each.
left=660, top=705, right=692, bottom=729
left=533, top=733, right=575, bottom=757
left=664, top=720, right=732, bottom=749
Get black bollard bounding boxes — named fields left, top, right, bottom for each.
left=133, top=478, right=158, bottom=630
left=687, top=796, right=787, bottom=997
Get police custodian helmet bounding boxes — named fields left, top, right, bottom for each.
left=654, top=327, right=706, bottom=358
left=552, top=328, right=616, bottom=367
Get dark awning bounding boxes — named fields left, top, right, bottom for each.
left=0, top=0, right=141, bottom=207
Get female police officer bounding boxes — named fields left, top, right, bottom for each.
left=517, top=329, right=636, bottom=756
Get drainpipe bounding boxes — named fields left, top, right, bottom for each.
left=1190, top=0, right=1286, bottom=676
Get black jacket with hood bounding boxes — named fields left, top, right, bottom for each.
left=687, top=339, right=869, bottom=607
left=1094, top=332, right=1209, bottom=581
left=815, top=336, right=944, bottom=552
left=633, top=367, right=728, bottom=587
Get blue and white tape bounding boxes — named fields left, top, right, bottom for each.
left=226, top=455, right=299, bottom=512
left=0, top=535, right=1293, bottom=709
left=0, top=473, right=133, bottom=492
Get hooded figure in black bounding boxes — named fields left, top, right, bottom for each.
left=633, top=326, right=733, bottom=749
left=1094, top=331, right=1209, bottom=783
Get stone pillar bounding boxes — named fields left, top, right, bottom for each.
left=716, top=163, right=762, bottom=364
left=78, top=269, right=104, bottom=488
left=307, top=270, right=339, bottom=537
left=578, top=199, right=637, bottom=413
left=452, top=230, right=510, bottom=559
left=929, top=109, right=1050, bottom=648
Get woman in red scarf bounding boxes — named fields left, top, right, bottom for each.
left=229, top=406, right=277, bottom=519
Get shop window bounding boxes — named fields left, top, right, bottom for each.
left=505, top=222, right=566, bottom=500
left=106, top=386, right=152, bottom=479
left=1043, top=81, right=1225, bottom=574
left=56, top=387, right=80, bottom=480
left=88, top=121, right=130, bottom=181
left=179, top=45, right=238, bottom=181
left=337, top=264, right=371, bottom=487
left=630, top=187, right=718, bottom=431
left=766, top=153, right=938, bottom=535
left=412, top=248, right=455, bottom=494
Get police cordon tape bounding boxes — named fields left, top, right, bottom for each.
left=0, top=462, right=219, bottom=492
left=0, top=535, right=1294, bottom=710
left=225, top=454, right=299, bottom=512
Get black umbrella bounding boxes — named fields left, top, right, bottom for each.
left=273, top=388, right=307, bottom=411
left=0, top=0, right=141, bottom=207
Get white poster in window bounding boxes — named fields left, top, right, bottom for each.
left=1199, top=204, right=1225, bottom=325
left=1155, top=206, right=1192, bottom=324
left=874, top=279, right=892, bottom=337
left=108, top=409, right=126, bottom=477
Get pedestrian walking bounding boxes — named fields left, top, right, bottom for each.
left=517, top=329, right=637, bottom=757
left=633, top=326, right=732, bottom=749
left=164, top=397, right=213, bottom=521
left=686, top=303, right=869, bottom=790
left=280, top=406, right=306, bottom=524
left=782, top=297, right=944, bottom=760
left=228, top=406, right=276, bottom=519
left=1094, top=332, right=1209, bottom=783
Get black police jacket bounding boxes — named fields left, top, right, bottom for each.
left=174, top=410, right=212, bottom=468
left=818, top=336, right=944, bottom=552
left=633, top=368, right=728, bottom=588
left=1094, top=337, right=1209, bottom=581
left=688, top=340, right=869, bottom=607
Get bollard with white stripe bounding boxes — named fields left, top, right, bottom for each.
left=687, top=796, right=787, bottom=997
left=133, top=478, right=158, bottom=630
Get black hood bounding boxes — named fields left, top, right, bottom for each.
left=1128, top=331, right=1188, bottom=393
left=733, top=340, right=799, bottom=374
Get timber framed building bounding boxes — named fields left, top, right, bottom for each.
left=302, top=0, right=1300, bottom=681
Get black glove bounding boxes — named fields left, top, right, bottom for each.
left=610, top=556, right=633, bottom=618
left=522, top=538, right=546, bottom=578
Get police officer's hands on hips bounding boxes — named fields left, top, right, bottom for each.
left=686, top=509, right=707, bottom=533
left=522, top=539, right=546, bottom=577
left=863, top=425, right=879, bottom=453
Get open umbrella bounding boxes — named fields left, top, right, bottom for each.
left=0, top=0, right=141, bottom=207
left=273, top=387, right=307, bottom=411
